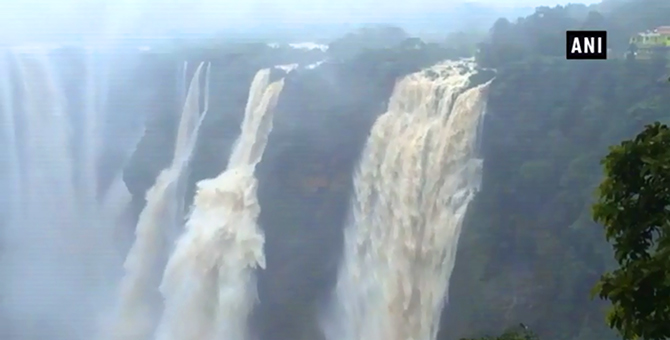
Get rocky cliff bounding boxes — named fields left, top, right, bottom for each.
left=122, top=41, right=463, bottom=340
left=120, top=41, right=670, bottom=340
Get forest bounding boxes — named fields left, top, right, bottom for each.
left=1, top=0, right=670, bottom=339
left=446, top=0, right=670, bottom=339
left=117, top=1, right=670, bottom=340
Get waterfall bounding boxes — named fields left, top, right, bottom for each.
left=0, top=51, right=21, bottom=223
left=153, top=68, right=284, bottom=340
left=0, top=46, right=284, bottom=340
left=81, top=48, right=103, bottom=202
left=322, top=58, right=491, bottom=340
left=1, top=41, right=492, bottom=340
left=103, top=61, right=212, bottom=340
left=0, top=46, right=120, bottom=340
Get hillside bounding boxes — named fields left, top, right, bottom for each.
left=445, top=57, right=670, bottom=340
left=122, top=37, right=471, bottom=340
left=446, top=1, right=670, bottom=339
left=116, top=1, right=670, bottom=340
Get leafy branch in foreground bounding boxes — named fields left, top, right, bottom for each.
left=591, top=122, right=670, bottom=340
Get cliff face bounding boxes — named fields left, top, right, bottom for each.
left=122, top=43, right=456, bottom=340
left=252, top=62, right=394, bottom=340
left=120, top=44, right=670, bottom=340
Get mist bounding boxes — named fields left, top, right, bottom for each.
left=0, top=0, right=601, bottom=44
left=0, top=0, right=626, bottom=339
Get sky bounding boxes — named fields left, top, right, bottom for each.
left=0, top=0, right=602, bottom=42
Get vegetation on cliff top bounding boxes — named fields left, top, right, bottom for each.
left=444, top=1, right=670, bottom=339
left=122, top=1, right=670, bottom=339
left=476, top=0, right=670, bottom=68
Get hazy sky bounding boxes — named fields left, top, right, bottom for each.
left=0, top=0, right=602, bottom=42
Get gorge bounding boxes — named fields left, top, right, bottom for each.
left=1, top=1, right=670, bottom=339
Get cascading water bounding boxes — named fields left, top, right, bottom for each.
left=0, top=51, right=20, bottom=224
left=1, top=47, right=283, bottom=340
left=177, top=62, right=188, bottom=108
left=322, top=59, right=491, bottom=340
left=2, top=42, right=490, bottom=340
left=104, top=61, right=212, bottom=340
left=153, top=68, right=284, bottom=340
left=0, top=47, right=121, bottom=340
left=81, top=48, right=103, bottom=202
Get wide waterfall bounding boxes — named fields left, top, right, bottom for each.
left=153, top=68, right=284, bottom=340
left=1, top=42, right=492, bottom=340
left=0, top=47, right=132, bottom=340
left=0, top=43, right=288, bottom=340
left=104, top=61, right=212, bottom=340
left=322, top=59, right=491, bottom=340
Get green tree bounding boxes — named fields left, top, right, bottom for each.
left=591, top=122, right=670, bottom=340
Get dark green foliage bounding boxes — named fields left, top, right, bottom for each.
left=476, top=0, right=670, bottom=68
left=444, top=55, right=670, bottom=340
left=442, top=30, right=488, bottom=56
left=461, top=328, right=541, bottom=340
left=122, top=2, right=670, bottom=340
left=327, top=25, right=410, bottom=59
left=447, top=2, right=670, bottom=337
left=591, top=122, right=670, bottom=340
